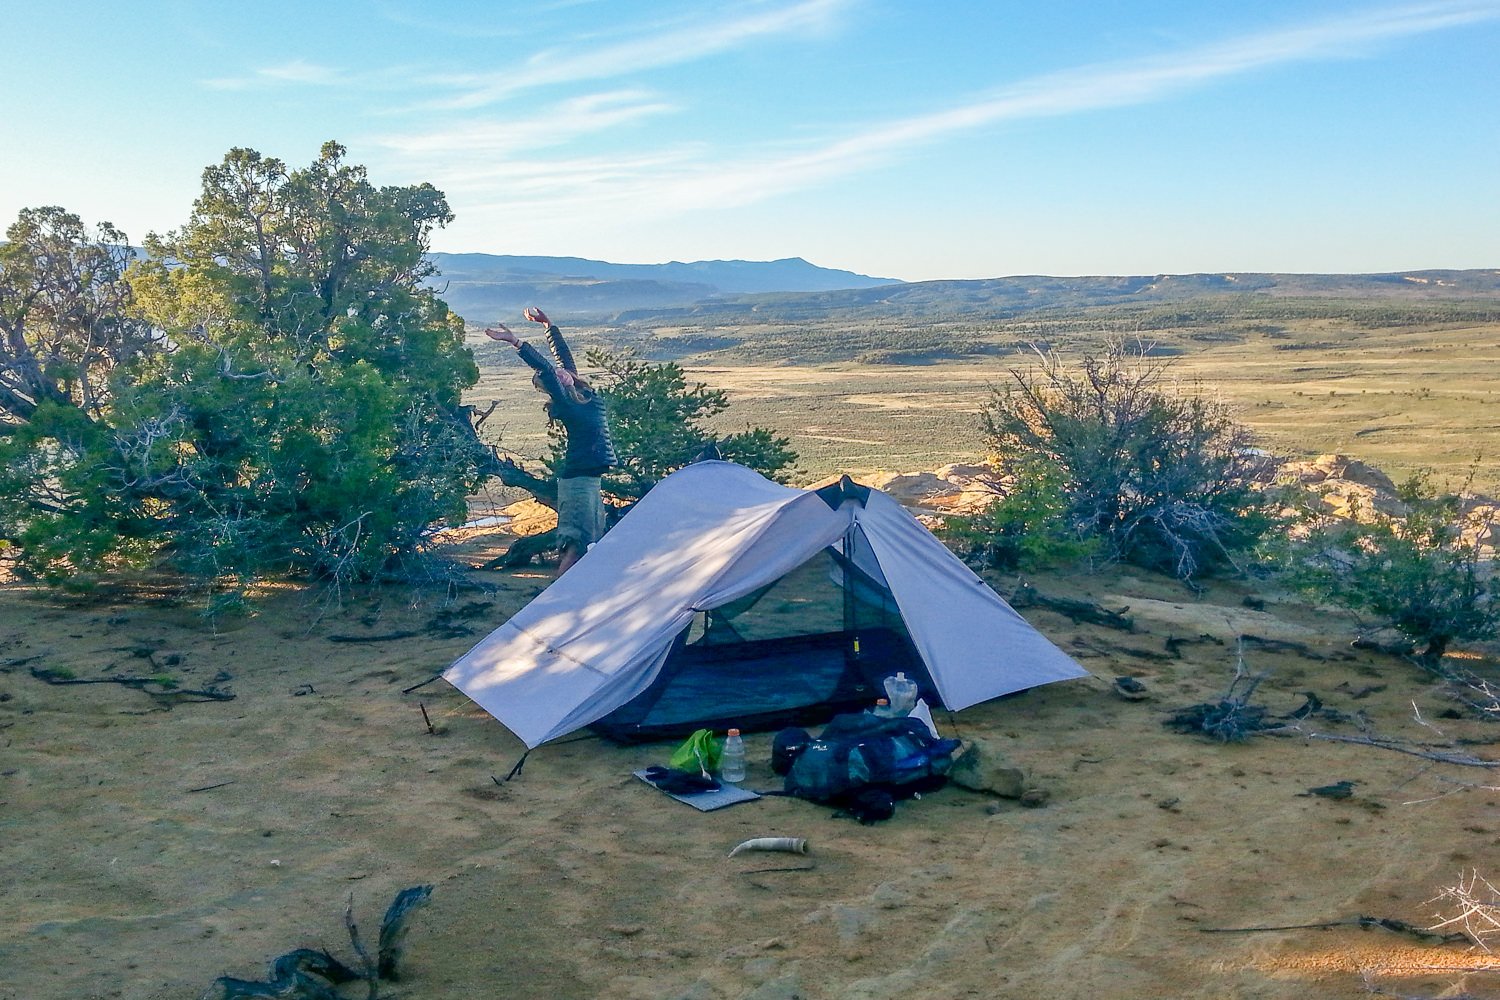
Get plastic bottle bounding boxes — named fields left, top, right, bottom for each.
left=720, top=728, right=746, bottom=783
left=884, top=672, right=918, bottom=716
left=870, top=697, right=896, bottom=719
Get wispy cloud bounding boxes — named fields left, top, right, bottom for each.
left=203, top=59, right=347, bottom=91
left=657, top=0, right=1500, bottom=209
left=414, top=0, right=1500, bottom=232
left=373, top=90, right=679, bottom=163
left=200, top=0, right=846, bottom=106
left=426, top=0, right=850, bottom=109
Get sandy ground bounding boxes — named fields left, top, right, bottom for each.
left=3, top=542, right=1499, bottom=1000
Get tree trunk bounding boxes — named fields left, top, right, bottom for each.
left=448, top=403, right=558, bottom=508
left=480, top=529, right=557, bottom=570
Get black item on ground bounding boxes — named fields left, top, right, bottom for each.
left=784, top=712, right=960, bottom=806
left=641, top=765, right=722, bottom=794
left=771, top=727, right=812, bottom=775
left=840, top=788, right=897, bottom=824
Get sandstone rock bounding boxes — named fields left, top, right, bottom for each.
left=924, top=483, right=1006, bottom=517
left=1283, top=454, right=1398, bottom=492
left=948, top=737, right=1026, bottom=798
left=867, top=471, right=951, bottom=505
left=934, top=462, right=996, bottom=483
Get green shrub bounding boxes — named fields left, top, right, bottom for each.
left=1286, top=472, right=1498, bottom=662
left=980, top=342, right=1272, bottom=582
left=940, top=463, right=1096, bottom=572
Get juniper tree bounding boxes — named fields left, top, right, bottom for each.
left=1, top=144, right=489, bottom=588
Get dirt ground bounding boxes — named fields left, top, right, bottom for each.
left=3, top=536, right=1498, bottom=1000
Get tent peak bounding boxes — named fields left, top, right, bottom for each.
left=815, top=475, right=872, bottom=510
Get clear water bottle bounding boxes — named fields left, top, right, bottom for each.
left=884, top=672, right=918, bottom=716
left=870, top=697, right=897, bottom=719
left=720, top=728, right=746, bottom=783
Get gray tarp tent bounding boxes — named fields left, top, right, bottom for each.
left=445, top=461, right=1088, bottom=748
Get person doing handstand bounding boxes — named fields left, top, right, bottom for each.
left=485, top=307, right=617, bottom=575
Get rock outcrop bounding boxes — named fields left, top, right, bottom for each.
left=805, top=453, right=1497, bottom=558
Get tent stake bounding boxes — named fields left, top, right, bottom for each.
left=503, top=750, right=530, bottom=781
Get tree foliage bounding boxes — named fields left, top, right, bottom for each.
left=979, top=343, right=1270, bottom=580
left=0, top=208, right=161, bottom=577
left=0, top=206, right=156, bottom=424
left=939, top=463, right=1097, bottom=573
left=537, top=349, right=797, bottom=502
left=0, top=143, right=488, bottom=589
left=1287, top=473, right=1499, bottom=661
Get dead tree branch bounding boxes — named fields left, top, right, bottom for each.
left=1199, top=914, right=1470, bottom=945
left=1427, top=870, right=1500, bottom=951
left=1009, top=582, right=1134, bottom=631
left=1299, top=731, right=1499, bottom=768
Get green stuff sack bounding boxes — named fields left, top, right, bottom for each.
left=669, top=728, right=721, bottom=775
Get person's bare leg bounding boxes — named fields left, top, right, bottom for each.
left=556, top=541, right=583, bottom=576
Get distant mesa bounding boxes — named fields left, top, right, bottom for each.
left=426, top=252, right=900, bottom=322
left=420, top=253, right=1500, bottom=324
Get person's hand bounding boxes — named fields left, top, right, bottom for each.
left=523, top=306, right=550, bottom=326
left=554, top=367, right=577, bottom=389
left=484, top=324, right=519, bottom=346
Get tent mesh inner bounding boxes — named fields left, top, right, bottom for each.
left=593, top=541, right=929, bottom=741
left=687, top=550, right=884, bottom=645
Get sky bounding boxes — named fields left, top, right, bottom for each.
left=3, top=0, right=1498, bottom=282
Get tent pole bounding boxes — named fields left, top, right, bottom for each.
left=842, top=525, right=857, bottom=653
left=503, top=750, right=530, bottom=781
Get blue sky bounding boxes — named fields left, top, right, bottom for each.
left=4, top=0, right=1497, bottom=281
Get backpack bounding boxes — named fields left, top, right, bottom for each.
left=783, top=713, right=961, bottom=805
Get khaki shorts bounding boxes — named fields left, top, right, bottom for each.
left=556, top=476, right=606, bottom=551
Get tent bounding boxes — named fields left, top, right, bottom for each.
left=445, top=461, right=1088, bottom=748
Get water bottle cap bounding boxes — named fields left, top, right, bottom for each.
left=895, top=672, right=907, bottom=681
left=876, top=698, right=888, bottom=705
left=727, top=728, right=741, bottom=736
